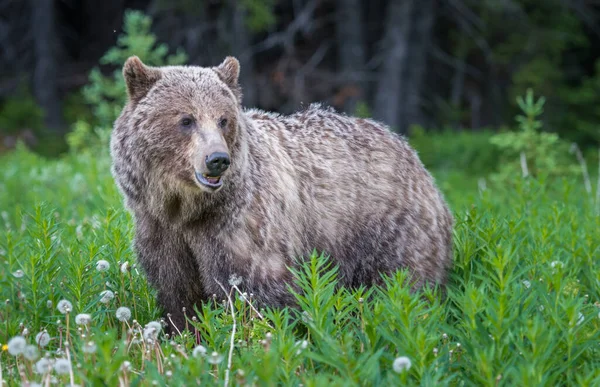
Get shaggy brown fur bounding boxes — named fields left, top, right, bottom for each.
left=111, top=56, right=454, bottom=330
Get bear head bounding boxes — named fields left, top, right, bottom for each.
left=120, top=56, right=243, bottom=194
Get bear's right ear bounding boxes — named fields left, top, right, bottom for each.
left=123, top=56, right=162, bottom=102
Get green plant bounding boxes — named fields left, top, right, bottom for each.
left=67, top=10, right=187, bottom=152
left=490, top=89, right=580, bottom=183
left=0, top=89, right=44, bottom=135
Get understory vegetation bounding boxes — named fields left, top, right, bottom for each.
left=1, top=128, right=600, bottom=385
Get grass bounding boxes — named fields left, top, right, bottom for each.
left=0, top=142, right=599, bottom=386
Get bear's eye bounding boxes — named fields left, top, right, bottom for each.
left=218, top=117, right=228, bottom=129
left=180, top=117, right=194, bottom=128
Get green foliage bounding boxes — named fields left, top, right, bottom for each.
left=1, top=128, right=600, bottom=384
left=241, top=0, right=277, bottom=32
left=490, top=89, right=580, bottom=183
left=0, top=90, right=44, bottom=135
left=410, top=125, right=501, bottom=176
left=67, top=10, right=187, bottom=152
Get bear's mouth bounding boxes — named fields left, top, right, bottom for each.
left=195, top=171, right=223, bottom=189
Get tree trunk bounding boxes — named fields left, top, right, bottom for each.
left=335, top=0, right=366, bottom=114
left=403, top=0, right=436, bottom=132
left=31, top=0, right=64, bottom=133
left=232, top=2, right=257, bottom=108
left=373, top=0, right=414, bottom=132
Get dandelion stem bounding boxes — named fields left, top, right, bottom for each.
left=65, top=344, right=76, bottom=387
left=216, top=280, right=236, bottom=387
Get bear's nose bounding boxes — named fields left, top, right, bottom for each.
left=205, top=152, right=231, bottom=176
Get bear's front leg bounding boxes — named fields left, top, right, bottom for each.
left=133, top=213, right=205, bottom=333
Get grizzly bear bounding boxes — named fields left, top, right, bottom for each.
left=111, top=56, right=453, bottom=331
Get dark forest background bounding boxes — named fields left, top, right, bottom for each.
left=1, top=0, right=600, bottom=155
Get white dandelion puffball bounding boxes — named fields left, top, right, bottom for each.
left=116, top=307, right=132, bottom=322
left=96, top=260, right=110, bottom=272
left=207, top=351, right=224, bottom=365
left=35, top=331, right=51, bottom=347
left=23, top=344, right=39, bottom=361
left=143, top=321, right=162, bottom=342
left=228, top=274, right=242, bottom=287
left=75, top=313, right=92, bottom=325
left=120, top=262, right=130, bottom=274
left=522, top=280, right=531, bottom=289
left=392, top=356, right=412, bottom=373
left=7, top=336, right=26, bottom=356
left=54, top=358, right=71, bottom=374
left=551, top=261, right=563, bottom=269
left=35, top=358, right=51, bottom=374
left=12, top=269, right=24, bottom=278
left=99, top=290, right=115, bottom=304
left=192, top=345, right=207, bottom=358
left=82, top=341, right=97, bottom=354
left=57, top=299, right=73, bottom=314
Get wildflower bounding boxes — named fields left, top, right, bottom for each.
left=295, top=340, right=309, bottom=355
left=228, top=274, right=242, bottom=287
left=12, top=270, right=24, bottom=278
left=522, top=280, right=531, bottom=289
left=143, top=321, right=162, bottom=343
left=75, top=313, right=92, bottom=325
left=577, top=312, right=584, bottom=326
left=35, top=358, right=51, bottom=374
left=121, top=361, right=131, bottom=371
left=551, top=261, right=563, bottom=269
left=7, top=336, right=26, bottom=355
left=392, top=356, right=412, bottom=373
left=82, top=341, right=97, bottom=354
left=96, top=260, right=110, bottom=272
left=23, top=344, right=39, bottom=360
left=46, top=300, right=52, bottom=308
left=57, top=299, right=73, bottom=314
left=166, top=370, right=173, bottom=377
left=35, top=331, right=51, bottom=347
left=116, top=307, right=132, bottom=322
left=1, top=344, right=7, bottom=351
left=99, top=290, right=115, bottom=304
left=207, top=351, right=224, bottom=364
left=120, top=262, right=130, bottom=274
left=54, top=358, right=71, bottom=374
left=192, top=345, right=207, bottom=358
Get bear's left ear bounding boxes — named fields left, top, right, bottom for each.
left=214, top=57, right=242, bottom=102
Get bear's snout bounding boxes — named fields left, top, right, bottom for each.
left=205, top=152, right=230, bottom=176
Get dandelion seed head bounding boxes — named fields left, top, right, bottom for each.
left=96, top=260, right=110, bottom=272
left=207, top=351, right=224, bottom=364
left=99, top=290, right=114, bottom=304
left=551, top=261, right=563, bottom=269
left=54, top=358, right=71, bottom=374
left=23, top=344, right=39, bottom=360
left=522, top=280, right=531, bottom=289
left=121, top=361, right=131, bottom=371
left=35, top=331, right=51, bottom=347
left=75, top=313, right=92, bottom=325
left=57, top=299, right=72, bottom=314
left=577, top=312, right=584, bottom=326
left=120, top=262, right=130, bottom=274
left=35, top=358, right=51, bottom=374
left=46, top=300, right=52, bottom=308
left=7, top=336, right=26, bottom=356
left=12, top=270, right=24, bottom=278
left=392, top=356, right=412, bottom=373
left=116, top=307, right=132, bottom=322
left=193, top=345, right=207, bottom=358
left=82, top=341, right=97, bottom=354
left=228, top=274, right=242, bottom=287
